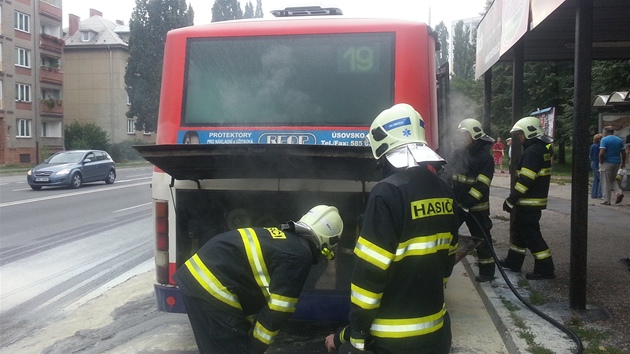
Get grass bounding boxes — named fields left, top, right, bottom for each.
left=517, top=278, right=529, bottom=288
left=567, top=318, right=627, bottom=354
left=500, top=296, right=556, bottom=353
left=528, top=290, right=547, bottom=306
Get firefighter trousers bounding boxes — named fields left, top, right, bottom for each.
left=181, top=294, right=252, bottom=354
left=463, top=211, right=495, bottom=277
left=504, top=208, right=555, bottom=274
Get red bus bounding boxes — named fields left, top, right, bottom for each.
left=136, top=8, right=441, bottom=321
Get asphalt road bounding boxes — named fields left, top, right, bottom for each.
left=0, top=166, right=154, bottom=351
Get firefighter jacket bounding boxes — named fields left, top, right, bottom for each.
left=508, top=139, right=552, bottom=209
left=338, top=164, right=459, bottom=353
left=448, top=140, right=494, bottom=213
left=173, top=227, right=315, bottom=353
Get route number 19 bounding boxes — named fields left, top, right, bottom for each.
left=341, top=46, right=375, bottom=72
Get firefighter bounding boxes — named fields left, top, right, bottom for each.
left=446, top=118, right=496, bottom=282
left=325, top=103, right=459, bottom=354
left=174, top=205, right=343, bottom=354
left=500, top=117, right=555, bottom=280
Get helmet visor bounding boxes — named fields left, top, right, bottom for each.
left=385, top=143, right=445, bottom=168
left=480, top=135, right=495, bottom=143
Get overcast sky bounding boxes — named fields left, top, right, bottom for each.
left=63, top=0, right=487, bottom=28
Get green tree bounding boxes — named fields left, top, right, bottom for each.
left=212, top=0, right=243, bottom=22
left=452, top=20, right=475, bottom=80
left=254, top=0, right=263, bottom=18
left=243, top=1, right=254, bottom=18
left=434, top=21, right=449, bottom=68
left=125, top=0, right=194, bottom=133
left=64, top=121, right=109, bottom=150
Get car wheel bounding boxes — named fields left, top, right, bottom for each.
left=30, top=185, right=42, bottom=190
left=70, top=173, right=82, bottom=189
left=105, top=170, right=116, bottom=184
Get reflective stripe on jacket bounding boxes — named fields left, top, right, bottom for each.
left=510, top=141, right=552, bottom=209
left=173, top=227, right=313, bottom=351
left=447, top=140, right=494, bottom=212
left=347, top=165, right=459, bottom=352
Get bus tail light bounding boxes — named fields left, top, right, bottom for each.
left=155, top=200, right=170, bottom=284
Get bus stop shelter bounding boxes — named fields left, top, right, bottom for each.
left=475, top=0, right=630, bottom=310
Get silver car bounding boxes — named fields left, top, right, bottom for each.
left=26, top=150, right=116, bottom=190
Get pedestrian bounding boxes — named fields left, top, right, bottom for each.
left=500, top=117, right=555, bottom=280
left=590, top=134, right=603, bottom=199
left=174, top=205, right=344, bottom=354
left=492, top=137, right=505, bottom=173
left=599, top=126, right=626, bottom=205
left=325, top=103, right=459, bottom=354
left=445, top=118, right=496, bottom=282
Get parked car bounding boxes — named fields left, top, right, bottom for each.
left=26, top=150, right=116, bottom=190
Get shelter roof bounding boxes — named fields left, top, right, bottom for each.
left=475, top=0, right=629, bottom=77
left=507, top=0, right=630, bottom=62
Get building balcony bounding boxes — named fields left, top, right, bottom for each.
left=40, top=67, right=63, bottom=85
left=40, top=100, right=64, bottom=116
left=40, top=34, right=64, bottom=54
left=39, top=0, right=62, bottom=21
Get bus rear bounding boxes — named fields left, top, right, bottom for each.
left=135, top=12, right=439, bottom=321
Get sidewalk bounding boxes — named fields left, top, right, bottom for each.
left=446, top=261, right=509, bottom=353
left=452, top=172, right=630, bottom=354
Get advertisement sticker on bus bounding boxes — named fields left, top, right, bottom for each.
left=177, top=129, right=370, bottom=146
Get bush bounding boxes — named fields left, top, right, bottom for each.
left=108, top=139, right=148, bottom=162
left=64, top=121, right=109, bottom=150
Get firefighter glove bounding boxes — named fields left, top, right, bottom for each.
left=502, top=198, right=514, bottom=213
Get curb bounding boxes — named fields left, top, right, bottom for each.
left=460, top=256, right=520, bottom=354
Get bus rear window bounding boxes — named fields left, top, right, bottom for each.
left=183, top=33, right=394, bottom=126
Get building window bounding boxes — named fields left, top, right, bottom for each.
left=42, top=121, right=62, bottom=137
left=14, top=11, right=30, bottom=33
left=127, top=119, right=135, bottom=134
left=15, top=47, right=31, bottom=68
left=15, top=83, right=31, bottom=102
left=17, top=119, right=32, bottom=137
left=81, top=31, right=94, bottom=42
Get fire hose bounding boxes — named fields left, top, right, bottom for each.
left=463, top=208, right=584, bottom=354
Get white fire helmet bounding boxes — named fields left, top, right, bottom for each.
left=458, top=118, right=494, bottom=142
left=511, top=116, right=553, bottom=143
left=294, top=205, right=343, bottom=251
left=368, top=103, right=444, bottom=168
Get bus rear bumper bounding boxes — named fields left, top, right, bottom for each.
left=154, top=283, right=186, bottom=313
left=155, top=283, right=348, bottom=321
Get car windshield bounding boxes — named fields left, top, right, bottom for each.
left=47, top=152, right=86, bottom=164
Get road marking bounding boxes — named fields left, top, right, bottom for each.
left=10, top=177, right=150, bottom=192
left=114, top=177, right=152, bottom=183
left=113, top=202, right=152, bottom=213
left=0, top=181, right=150, bottom=208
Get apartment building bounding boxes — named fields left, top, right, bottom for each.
left=63, top=9, right=153, bottom=148
left=0, top=0, right=64, bottom=165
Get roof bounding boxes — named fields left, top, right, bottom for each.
left=593, top=91, right=630, bottom=110
left=508, top=0, right=629, bottom=62
left=65, top=15, right=129, bottom=48
left=475, top=0, right=630, bottom=77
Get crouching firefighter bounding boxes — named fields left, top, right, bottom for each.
left=325, top=103, right=459, bottom=354
left=174, top=205, right=343, bottom=354
left=444, top=118, right=496, bottom=282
